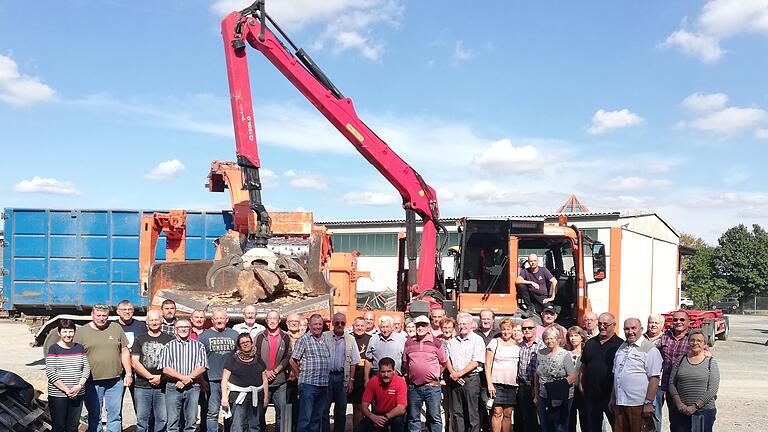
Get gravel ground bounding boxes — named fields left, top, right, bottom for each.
left=1, top=315, right=766, bottom=431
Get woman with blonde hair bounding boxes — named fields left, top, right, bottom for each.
left=535, top=326, right=577, bottom=432
left=485, top=318, right=521, bottom=432
left=565, top=326, right=587, bottom=432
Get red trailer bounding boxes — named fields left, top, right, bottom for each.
left=663, top=309, right=729, bottom=347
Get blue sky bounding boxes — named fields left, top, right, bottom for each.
left=1, top=0, right=767, bottom=242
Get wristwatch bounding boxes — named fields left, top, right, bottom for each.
left=644, top=399, right=654, bottom=405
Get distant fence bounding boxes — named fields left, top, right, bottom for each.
left=741, top=296, right=768, bottom=314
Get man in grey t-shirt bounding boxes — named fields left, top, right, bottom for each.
left=198, top=308, right=238, bottom=431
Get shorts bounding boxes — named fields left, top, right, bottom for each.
left=348, top=366, right=366, bottom=403
left=493, top=383, right=517, bottom=406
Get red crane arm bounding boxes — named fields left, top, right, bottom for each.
left=221, top=5, right=442, bottom=295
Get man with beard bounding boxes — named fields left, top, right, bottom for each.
left=161, top=300, right=178, bottom=336
left=75, top=305, right=132, bottom=432
left=132, top=310, right=174, bottom=432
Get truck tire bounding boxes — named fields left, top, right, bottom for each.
left=716, top=316, right=729, bottom=341
left=700, top=322, right=715, bottom=347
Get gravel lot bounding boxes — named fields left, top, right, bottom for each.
left=0, top=314, right=766, bottom=431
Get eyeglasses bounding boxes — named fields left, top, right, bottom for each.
left=287, top=320, right=299, bottom=324
left=522, top=326, right=535, bottom=330
left=672, top=318, right=687, bottom=322
left=597, top=322, right=614, bottom=327
left=333, top=322, right=346, bottom=326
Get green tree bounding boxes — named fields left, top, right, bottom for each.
left=712, top=224, right=768, bottom=298
left=683, top=246, right=733, bottom=309
left=679, top=233, right=707, bottom=289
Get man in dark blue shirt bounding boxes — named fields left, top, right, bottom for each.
left=515, top=253, right=557, bottom=314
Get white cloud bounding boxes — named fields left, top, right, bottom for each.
left=605, top=176, right=672, bottom=191
left=260, top=169, right=277, bottom=186
left=661, top=0, right=768, bottom=62
left=698, top=0, right=768, bottom=37
left=587, top=109, right=644, bottom=135
left=283, top=170, right=328, bottom=190
left=0, top=54, right=56, bottom=106
left=471, top=139, right=539, bottom=172
left=688, top=106, right=768, bottom=133
left=756, top=128, right=768, bottom=139
left=466, top=181, right=530, bottom=206
left=435, top=187, right=456, bottom=202
left=145, top=159, right=185, bottom=180
left=211, top=0, right=402, bottom=61
left=682, top=92, right=728, bottom=113
left=660, top=30, right=724, bottom=62
left=14, top=176, right=81, bottom=195
left=452, top=41, right=474, bottom=64
left=342, top=191, right=397, bottom=206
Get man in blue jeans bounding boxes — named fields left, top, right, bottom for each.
left=401, top=315, right=448, bottom=432
left=290, top=314, right=332, bottom=432
left=131, top=310, right=174, bottom=432
left=159, top=319, right=208, bottom=432
left=199, top=308, right=239, bottom=432
left=75, top=304, right=133, bottom=432
left=321, top=313, right=361, bottom=432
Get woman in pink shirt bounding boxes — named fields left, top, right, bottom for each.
left=485, top=319, right=521, bottom=432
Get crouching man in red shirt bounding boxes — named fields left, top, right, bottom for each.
left=356, top=357, right=407, bottom=432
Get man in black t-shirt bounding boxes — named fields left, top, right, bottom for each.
left=350, top=316, right=372, bottom=426
left=515, top=254, right=557, bottom=314
left=132, top=309, right=173, bottom=432
left=579, top=312, right=623, bottom=432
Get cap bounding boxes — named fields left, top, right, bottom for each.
left=542, top=304, right=561, bottom=314
left=413, top=315, right=431, bottom=325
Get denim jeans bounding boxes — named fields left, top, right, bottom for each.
left=407, top=384, right=442, bottom=432
left=297, top=383, right=327, bottom=432
left=322, top=372, right=348, bottom=432
left=259, top=383, right=288, bottom=432
left=208, top=380, right=233, bottom=432
left=231, top=393, right=262, bottom=432
left=165, top=383, right=200, bottom=432
left=537, top=397, right=573, bottom=432
left=84, top=377, right=124, bottom=432
left=135, top=386, right=167, bottom=432
left=669, top=406, right=716, bottom=432
left=652, top=387, right=664, bottom=432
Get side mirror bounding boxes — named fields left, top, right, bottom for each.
left=592, top=242, right=606, bottom=281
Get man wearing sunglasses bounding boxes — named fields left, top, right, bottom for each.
left=580, top=312, right=622, bottom=432
left=322, top=313, right=361, bottom=432
left=657, top=310, right=709, bottom=431
left=514, top=319, right=541, bottom=432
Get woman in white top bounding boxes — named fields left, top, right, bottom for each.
left=485, top=318, right=521, bottom=432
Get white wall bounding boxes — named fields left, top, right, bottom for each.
left=619, top=231, right=654, bottom=327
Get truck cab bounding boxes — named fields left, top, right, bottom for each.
left=450, top=217, right=605, bottom=327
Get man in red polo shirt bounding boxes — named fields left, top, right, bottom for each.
left=357, top=357, right=407, bottom=432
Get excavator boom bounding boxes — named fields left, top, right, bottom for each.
left=222, top=2, right=444, bottom=298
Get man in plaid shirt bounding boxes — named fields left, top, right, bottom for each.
left=290, top=314, right=331, bottom=432
left=657, top=310, right=709, bottom=431
left=515, top=319, right=541, bottom=432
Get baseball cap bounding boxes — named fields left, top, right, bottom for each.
left=413, top=315, right=430, bottom=325
left=542, top=304, right=561, bottom=314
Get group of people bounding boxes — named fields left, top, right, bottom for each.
left=43, top=299, right=720, bottom=432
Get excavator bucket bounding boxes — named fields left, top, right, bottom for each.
left=147, top=212, right=334, bottom=313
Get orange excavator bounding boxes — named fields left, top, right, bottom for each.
left=139, top=0, right=446, bottom=317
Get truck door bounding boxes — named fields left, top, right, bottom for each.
left=458, top=235, right=519, bottom=315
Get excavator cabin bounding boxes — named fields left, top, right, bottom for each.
left=452, top=217, right=606, bottom=327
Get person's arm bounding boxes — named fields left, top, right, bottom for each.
left=276, top=335, right=292, bottom=374
left=451, top=360, right=479, bottom=381
left=121, top=346, right=133, bottom=386
left=578, top=363, right=585, bottom=394
left=485, top=345, right=496, bottom=398
left=45, top=354, right=72, bottom=395
left=383, top=404, right=406, bottom=421
left=667, top=358, right=688, bottom=414
left=643, top=376, right=660, bottom=416
left=163, top=366, right=186, bottom=383
left=220, top=369, right=232, bottom=412
left=545, top=277, right=558, bottom=302
left=289, top=358, right=301, bottom=378
left=364, top=359, right=373, bottom=386
left=696, top=358, right=720, bottom=409
left=347, top=364, right=357, bottom=394
left=262, top=370, right=270, bottom=406
left=533, top=372, right=539, bottom=405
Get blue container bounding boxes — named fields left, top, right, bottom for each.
left=1, top=208, right=233, bottom=313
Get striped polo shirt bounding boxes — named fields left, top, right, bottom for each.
left=46, top=343, right=91, bottom=398
left=158, top=337, right=208, bottom=380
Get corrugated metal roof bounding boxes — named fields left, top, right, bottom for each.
left=318, top=211, right=622, bottom=226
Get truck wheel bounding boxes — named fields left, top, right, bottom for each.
left=700, top=322, right=715, bottom=347
left=716, top=316, right=729, bottom=341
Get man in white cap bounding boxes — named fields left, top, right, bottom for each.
left=402, top=315, right=447, bottom=432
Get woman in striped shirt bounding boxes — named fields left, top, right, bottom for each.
left=46, top=319, right=91, bottom=432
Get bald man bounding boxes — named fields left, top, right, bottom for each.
left=233, top=304, right=266, bottom=339
left=199, top=308, right=239, bottom=431
left=132, top=309, right=174, bottom=432
left=516, top=253, right=557, bottom=314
